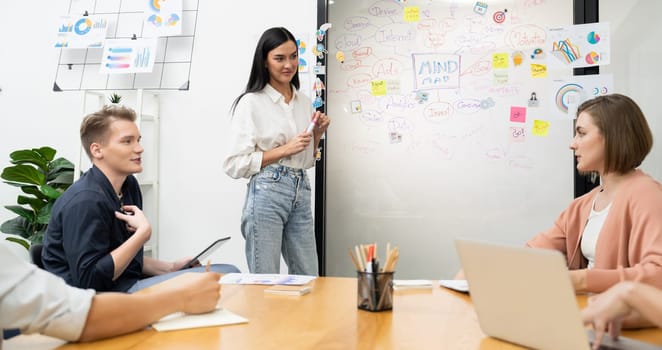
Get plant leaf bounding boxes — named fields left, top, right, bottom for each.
left=37, top=202, right=53, bottom=224
left=9, top=149, right=48, bottom=171
left=1, top=164, right=45, bottom=186
left=17, top=195, right=46, bottom=211
left=31, top=228, right=46, bottom=245
left=0, top=216, right=31, bottom=237
left=4, top=205, right=35, bottom=221
left=48, top=171, right=74, bottom=185
left=5, top=236, right=29, bottom=251
left=21, top=185, right=48, bottom=200
left=49, top=157, right=75, bottom=171
left=35, top=147, right=57, bottom=161
left=40, top=184, right=62, bottom=199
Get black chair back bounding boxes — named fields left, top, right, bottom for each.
left=30, top=243, right=44, bottom=269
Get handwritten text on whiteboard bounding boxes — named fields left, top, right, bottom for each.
left=412, top=53, right=460, bottom=90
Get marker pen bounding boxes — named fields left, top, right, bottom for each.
left=306, top=114, right=319, bottom=133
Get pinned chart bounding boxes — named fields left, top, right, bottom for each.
left=55, top=15, right=108, bottom=48
left=143, top=0, right=183, bottom=37
left=548, top=22, right=611, bottom=68
left=100, top=38, right=157, bottom=74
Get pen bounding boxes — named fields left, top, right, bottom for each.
left=306, top=114, right=319, bottom=133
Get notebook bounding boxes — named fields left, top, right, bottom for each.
left=455, top=239, right=659, bottom=350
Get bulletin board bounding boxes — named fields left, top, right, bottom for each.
left=53, top=0, right=199, bottom=91
left=324, top=0, right=579, bottom=279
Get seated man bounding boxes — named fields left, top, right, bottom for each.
left=42, top=105, right=235, bottom=292
left=1, top=244, right=221, bottom=344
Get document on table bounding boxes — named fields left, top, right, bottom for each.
left=152, top=307, right=248, bottom=332
left=439, top=279, right=469, bottom=293
left=393, top=279, right=434, bottom=290
left=220, top=273, right=317, bottom=285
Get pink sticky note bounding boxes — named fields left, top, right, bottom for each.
left=510, top=106, right=526, bottom=123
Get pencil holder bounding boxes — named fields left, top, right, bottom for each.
left=357, top=271, right=394, bottom=312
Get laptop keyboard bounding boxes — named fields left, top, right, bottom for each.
left=594, top=343, right=625, bottom=350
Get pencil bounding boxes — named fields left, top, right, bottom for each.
left=205, top=259, right=211, bottom=272
left=348, top=248, right=361, bottom=271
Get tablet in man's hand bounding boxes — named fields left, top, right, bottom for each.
left=180, top=236, right=231, bottom=270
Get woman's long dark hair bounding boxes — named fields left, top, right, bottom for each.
left=231, top=27, right=300, bottom=115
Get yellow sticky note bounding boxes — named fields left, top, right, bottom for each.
left=404, top=6, right=420, bottom=22
left=532, top=119, right=550, bottom=136
left=530, top=64, right=547, bottom=78
left=492, top=53, right=508, bottom=69
left=371, top=80, right=387, bottom=96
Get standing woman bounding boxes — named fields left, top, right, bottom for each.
left=224, top=27, right=330, bottom=275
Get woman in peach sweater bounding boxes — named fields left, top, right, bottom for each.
left=527, top=94, right=662, bottom=294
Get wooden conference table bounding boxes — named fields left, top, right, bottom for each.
left=6, top=277, right=662, bottom=350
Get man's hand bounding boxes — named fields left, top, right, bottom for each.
left=115, top=205, right=151, bottom=241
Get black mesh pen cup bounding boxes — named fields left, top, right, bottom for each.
left=357, top=270, right=394, bottom=312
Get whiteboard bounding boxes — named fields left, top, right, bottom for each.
left=325, top=0, right=575, bottom=279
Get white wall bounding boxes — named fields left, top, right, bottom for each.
left=0, top=0, right=318, bottom=273
left=600, top=0, right=662, bottom=180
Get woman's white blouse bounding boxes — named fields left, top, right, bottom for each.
left=581, top=194, right=611, bottom=269
left=223, top=84, right=315, bottom=179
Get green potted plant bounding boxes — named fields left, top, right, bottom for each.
left=109, top=92, right=122, bottom=104
left=1, top=146, right=75, bottom=246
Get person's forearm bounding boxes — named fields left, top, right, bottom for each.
left=570, top=269, right=587, bottom=292
left=143, top=256, right=175, bottom=276
left=623, top=282, right=662, bottom=328
left=78, top=290, right=181, bottom=341
left=110, top=227, right=150, bottom=280
left=262, top=146, right=287, bottom=168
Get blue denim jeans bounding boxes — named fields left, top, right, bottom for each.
left=241, top=164, right=318, bottom=275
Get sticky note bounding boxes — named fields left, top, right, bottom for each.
left=510, top=127, right=526, bottom=143
left=492, top=53, right=509, bottom=69
left=530, top=64, right=547, bottom=78
left=371, top=80, right=387, bottom=96
left=404, top=6, right=420, bottom=22
left=510, top=106, right=526, bottom=123
left=533, top=119, right=550, bottom=136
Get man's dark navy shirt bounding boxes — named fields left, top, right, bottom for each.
left=42, top=165, right=143, bottom=292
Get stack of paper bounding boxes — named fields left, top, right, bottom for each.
left=439, top=279, right=469, bottom=293
left=264, top=284, right=312, bottom=296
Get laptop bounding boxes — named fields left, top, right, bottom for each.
left=454, top=239, right=659, bottom=350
